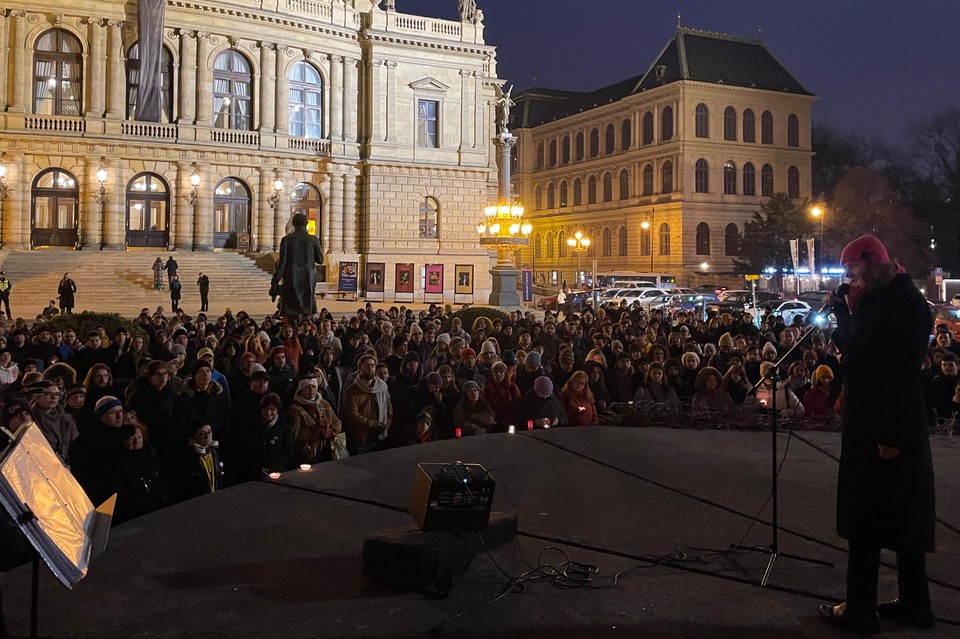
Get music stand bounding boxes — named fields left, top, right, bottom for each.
left=736, top=323, right=833, bottom=586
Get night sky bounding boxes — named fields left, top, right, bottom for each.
left=416, top=0, right=960, bottom=145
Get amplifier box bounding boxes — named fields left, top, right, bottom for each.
left=409, top=462, right=495, bottom=532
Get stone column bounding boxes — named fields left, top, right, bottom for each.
left=330, top=170, right=343, bottom=252
left=320, top=173, right=332, bottom=252
left=10, top=11, right=27, bottom=112
left=343, top=56, right=357, bottom=143
left=178, top=30, right=197, bottom=123
left=195, top=33, right=212, bottom=127
left=105, top=21, right=124, bottom=118
left=87, top=19, right=106, bottom=117
left=0, top=12, right=9, bottom=110
left=275, top=46, right=288, bottom=134
left=259, top=43, right=276, bottom=132
left=258, top=169, right=271, bottom=252
left=459, top=69, right=469, bottom=151
left=384, top=60, right=397, bottom=143
left=341, top=171, right=356, bottom=253
left=329, top=54, right=342, bottom=141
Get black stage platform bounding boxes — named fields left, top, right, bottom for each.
left=2, top=427, right=959, bottom=638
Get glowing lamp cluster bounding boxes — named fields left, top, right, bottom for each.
left=476, top=201, right=532, bottom=266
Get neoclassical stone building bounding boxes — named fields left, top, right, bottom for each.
left=511, top=26, right=816, bottom=288
left=0, top=0, right=500, bottom=297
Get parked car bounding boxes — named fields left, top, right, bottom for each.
left=934, top=305, right=960, bottom=340
left=950, top=293, right=960, bottom=306
left=695, top=284, right=728, bottom=296
left=796, top=290, right=830, bottom=307
left=538, top=289, right=593, bottom=311
left=614, top=288, right=670, bottom=306
left=657, top=294, right=718, bottom=317
left=596, top=287, right=629, bottom=304
left=705, top=290, right=781, bottom=315
left=767, top=300, right=813, bottom=325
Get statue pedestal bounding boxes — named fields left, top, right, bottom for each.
left=488, top=265, right=520, bottom=307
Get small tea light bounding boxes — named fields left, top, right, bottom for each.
left=543, top=423, right=550, bottom=429
left=455, top=428, right=462, bottom=439
left=507, top=425, right=516, bottom=434
left=268, top=472, right=281, bottom=479
left=299, top=464, right=311, bottom=471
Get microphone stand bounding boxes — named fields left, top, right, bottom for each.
left=735, top=322, right=832, bottom=586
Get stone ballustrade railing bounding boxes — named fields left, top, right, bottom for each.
left=288, top=137, right=331, bottom=153
left=210, top=129, right=260, bottom=146
left=285, top=0, right=332, bottom=19
left=24, top=115, right=86, bottom=134
left=390, top=14, right=462, bottom=39
left=122, top=121, right=178, bottom=139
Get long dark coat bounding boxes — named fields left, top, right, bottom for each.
left=57, top=277, right=76, bottom=308
left=832, top=273, right=935, bottom=551
left=273, top=226, right=323, bottom=317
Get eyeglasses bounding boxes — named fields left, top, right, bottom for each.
left=42, top=391, right=62, bottom=398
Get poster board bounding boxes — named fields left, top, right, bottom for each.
left=365, top=262, right=385, bottom=302
left=454, top=264, right=474, bottom=304
left=394, top=263, right=415, bottom=303
left=424, top=264, right=444, bottom=303
left=337, top=261, right=359, bottom=301
left=522, top=269, right=534, bottom=303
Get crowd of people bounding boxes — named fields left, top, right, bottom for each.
left=0, top=287, right=949, bottom=527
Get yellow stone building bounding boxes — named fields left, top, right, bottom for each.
left=0, top=0, right=500, bottom=298
left=511, top=26, right=816, bottom=289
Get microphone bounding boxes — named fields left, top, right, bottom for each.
left=817, top=283, right=850, bottom=315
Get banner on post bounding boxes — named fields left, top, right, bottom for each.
left=338, top=262, right=359, bottom=293
left=424, top=264, right=444, bottom=295
left=395, top=263, right=414, bottom=294
left=522, top=269, right=533, bottom=302
left=454, top=264, right=474, bottom=295
left=365, top=262, right=385, bottom=293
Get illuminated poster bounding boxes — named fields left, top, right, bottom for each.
left=395, top=263, right=414, bottom=294
left=424, top=264, right=444, bottom=294
left=455, top=264, right=474, bottom=295
left=366, top=262, right=385, bottom=293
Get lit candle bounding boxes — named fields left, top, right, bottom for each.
left=268, top=472, right=281, bottom=479
left=299, top=464, right=311, bottom=471
left=508, top=425, right=516, bottom=434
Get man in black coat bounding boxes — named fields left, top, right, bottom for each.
left=272, top=212, right=323, bottom=319
left=819, top=235, right=936, bottom=633
left=197, top=272, right=210, bottom=312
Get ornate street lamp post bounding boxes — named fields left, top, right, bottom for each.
left=91, top=158, right=108, bottom=251
left=566, top=230, right=590, bottom=286
left=810, top=205, right=825, bottom=271
left=477, top=84, right=531, bottom=307
left=641, top=210, right=655, bottom=273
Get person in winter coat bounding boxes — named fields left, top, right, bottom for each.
left=691, top=366, right=736, bottom=414
left=483, top=361, right=520, bottom=432
left=151, top=257, right=164, bottom=290
left=559, top=370, right=598, bottom=426
left=818, top=235, right=936, bottom=634
left=57, top=272, right=77, bottom=314
left=287, top=375, right=340, bottom=465
left=802, top=365, right=837, bottom=418
left=452, top=381, right=495, bottom=436
left=110, top=424, right=168, bottom=525
left=169, top=274, right=182, bottom=313
left=169, top=419, right=225, bottom=503
left=238, top=392, right=295, bottom=480
left=29, top=380, right=79, bottom=465
left=341, top=353, right=392, bottom=455
left=632, top=362, right=680, bottom=411
left=164, top=255, right=179, bottom=286
left=515, top=376, right=567, bottom=429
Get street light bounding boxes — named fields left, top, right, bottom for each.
left=92, top=158, right=108, bottom=251
left=640, top=210, right=655, bottom=273
left=810, top=205, right=825, bottom=272
left=189, top=166, right=200, bottom=251
left=0, top=155, right=8, bottom=250
left=566, top=230, right=590, bottom=286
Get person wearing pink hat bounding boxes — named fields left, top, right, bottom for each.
left=818, top=234, right=936, bottom=633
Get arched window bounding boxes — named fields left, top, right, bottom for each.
left=761, top=164, right=774, bottom=196
left=575, top=132, right=584, bottom=161
left=642, top=164, right=654, bottom=196
left=536, top=142, right=545, bottom=170
left=547, top=232, right=555, bottom=258
left=659, top=222, right=671, bottom=256
left=573, top=177, right=582, bottom=206
left=724, top=223, right=740, bottom=256
left=743, top=109, right=756, bottom=143
left=559, top=180, right=568, bottom=207
left=743, top=163, right=756, bottom=196
left=788, top=166, right=800, bottom=197
left=602, top=172, right=613, bottom=202
left=761, top=110, right=774, bottom=144
left=589, top=128, right=600, bottom=157
left=546, top=182, right=556, bottom=209
left=695, top=159, right=709, bottom=193
left=723, top=161, right=736, bottom=195
left=661, top=105, right=674, bottom=140
left=548, top=139, right=557, bottom=167
left=127, top=42, right=174, bottom=122
left=587, top=230, right=597, bottom=257
left=723, top=107, right=736, bottom=141
left=787, top=114, right=800, bottom=147
left=33, top=29, right=83, bottom=115
left=661, top=160, right=673, bottom=193
left=291, top=182, right=323, bottom=237
left=561, top=136, right=571, bottom=164
left=602, top=228, right=612, bottom=257
left=696, top=222, right=710, bottom=255
left=31, top=168, right=78, bottom=247
left=288, top=61, right=324, bottom=139
left=126, top=173, right=169, bottom=247
left=621, top=118, right=632, bottom=151
left=640, top=223, right=652, bottom=256
left=213, top=177, right=251, bottom=248
left=558, top=234, right=567, bottom=258
left=605, top=123, right=615, bottom=154
left=619, top=169, right=630, bottom=200
left=618, top=227, right=628, bottom=257
left=213, top=50, right=253, bottom=130
left=534, top=233, right=543, bottom=258
left=642, top=111, right=654, bottom=145
left=695, top=103, right=709, bottom=138
left=534, top=185, right=543, bottom=210
left=587, top=175, right=597, bottom=204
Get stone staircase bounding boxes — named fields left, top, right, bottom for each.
left=0, top=250, right=282, bottom=319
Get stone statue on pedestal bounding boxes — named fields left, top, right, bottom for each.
left=494, top=83, right=514, bottom=133
left=458, top=0, right=477, bottom=22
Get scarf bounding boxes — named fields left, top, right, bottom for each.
left=348, top=376, right=389, bottom=424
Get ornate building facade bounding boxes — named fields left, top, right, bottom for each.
left=0, top=0, right=500, bottom=297
left=510, top=26, right=816, bottom=288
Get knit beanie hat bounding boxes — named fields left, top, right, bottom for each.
left=525, top=351, right=542, bottom=368
left=425, top=372, right=443, bottom=387
left=559, top=349, right=576, bottom=363
left=762, top=342, right=778, bottom=356
left=840, top=234, right=889, bottom=265
left=501, top=350, right=518, bottom=366
left=681, top=352, right=700, bottom=367
left=64, top=384, right=86, bottom=401
left=94, top=396, right=123, bottom=418
left=533, top=376, right=554, bottom=398
left=461, top=381, right=480, bottom=394
left=481, top=340, right=498, bottom=355
left=812, top=365, right=834, bottom=383
left=1, top=398, right=33, bottom=428
left=718, top=332, right=735, bottom=348
left=461, top=348, right=477, bottom=360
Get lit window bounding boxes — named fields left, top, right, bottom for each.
left=417, top=99, right=439, bottom=148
